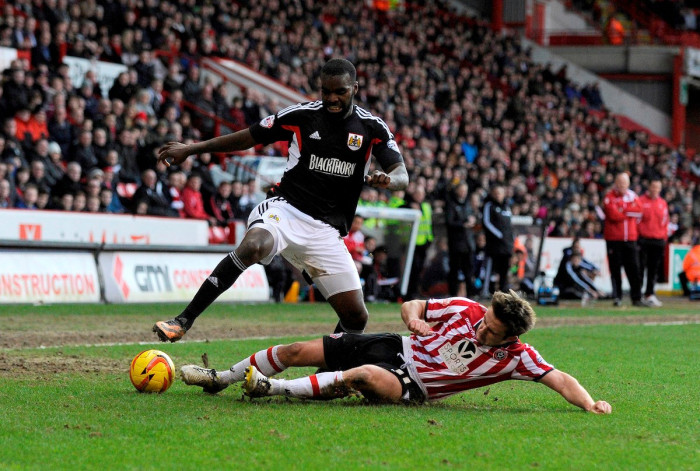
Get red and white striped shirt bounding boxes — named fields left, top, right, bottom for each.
left=407, top=297, right=553, bottom=401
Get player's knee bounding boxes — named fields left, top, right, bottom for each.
left=332, top=293, right=368, bottom=330
left=339, top=308, right=368, bottom=331
left=346, top=365, right=375, bottom=390
left=236, top=234, right=273, bottom=264
left=277, top=342, right=305, bottom=365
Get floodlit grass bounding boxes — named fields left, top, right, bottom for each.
left=0, top=302, right=698, bottom=470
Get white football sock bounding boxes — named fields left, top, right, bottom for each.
left=218, top=345, right=286, bottom=384
left=269, top=371, right=345, bottom=398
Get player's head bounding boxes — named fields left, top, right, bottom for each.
left=490, top=184, right=505, bottom=203
left=648, top=179, right=662, bottom=198
left=570, top=250, right=583, bottom=266
left=614, top=172, right=630, bottom=193
left=320, top=58, right=358, bottom=118
left=487, top=290, right=536, bottom=340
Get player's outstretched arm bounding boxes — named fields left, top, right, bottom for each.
left=365, top=162, right=408, bottom=191
left=401, top=300, right=432, bottom=336
left=539, top=370, right=612, bottom=414
left=158, top=129, right=258, bottom=167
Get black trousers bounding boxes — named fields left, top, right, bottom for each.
left=448, top=248, right=473, bottom=297
left=638, top=238, right=666, bottom=297
left=481, top=253, right=511, bottom=296
left=606, top=240, right=642, bottom=301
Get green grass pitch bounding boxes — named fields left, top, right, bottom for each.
left=0, top=301, right=698, bottom=470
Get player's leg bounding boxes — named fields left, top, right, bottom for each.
left=638, top=239, right=650, bottom=294
left=623, top=241, right=644, bottom=303
left=606, top=241, right=623, bottom=305
left=154, top=198, right=291, bottom=342
left=343, top=365, right=403, bottom=402
left=326, top=289, right=368, bottom=333
left=644, top=241, right=664, bottom=305
left=153, top=227, right=275, bottom=342
left=181, top=339, right=326, bottom=393
left=481, top=255, right=494, bottom=297
left=494, top=254, right=511, bottom=292
left=301, top=228, right=369, bottom=333
left=243, top=364, right=402, bottom=402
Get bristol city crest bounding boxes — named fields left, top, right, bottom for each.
left=347, top=133, right=363, bottom=151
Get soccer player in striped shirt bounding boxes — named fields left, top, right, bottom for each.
left=180, top=290, right=611, bottom=414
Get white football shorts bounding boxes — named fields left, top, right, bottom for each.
left=247, top=197, right=361, bottom=298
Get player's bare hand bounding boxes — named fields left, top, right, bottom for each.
left=365, top=171, right=391, bottom=188
left=157, top=142, right=192, bottom=167
left=407, top=318, right=432, bottom=336
left=588, top=400, right=612, bottom=414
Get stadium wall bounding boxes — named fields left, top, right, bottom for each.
left=0, top=210, right=268, bottom=304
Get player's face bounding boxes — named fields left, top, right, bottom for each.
left=476, top=308, right=514, bottom=346
left=321, top=73, right=357, bottom=118
left=614, top=173, right=630, bottom=193
left=649, top=181, right=662, bottom=198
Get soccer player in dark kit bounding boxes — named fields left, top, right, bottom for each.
left=153, top=59, right=408, bottom=342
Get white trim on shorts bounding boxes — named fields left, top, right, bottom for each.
left=247, top=197, right=362, bottom=298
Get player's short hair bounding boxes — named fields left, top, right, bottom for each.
left=490, top=290, right=536, bottom=337
left=322, top=58, right=356, bottom=81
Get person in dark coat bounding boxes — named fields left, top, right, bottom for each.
left=445, top=182, right=477, bottom=297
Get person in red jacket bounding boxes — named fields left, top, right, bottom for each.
left=603, top=172, right=649, bottom=307
left=638, top=179, right=669, bottom=307
left=182, top=173, right=216, bottom=226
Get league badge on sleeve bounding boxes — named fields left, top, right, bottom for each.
left=260, top=115, right=275, bottom=128
left=347, top=133, right=363, bottom=151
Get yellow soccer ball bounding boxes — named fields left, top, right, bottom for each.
left=129, top=349, right=175, bottom=393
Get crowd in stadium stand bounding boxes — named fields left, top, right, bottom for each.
left=1, top=1, right=699, bottom=276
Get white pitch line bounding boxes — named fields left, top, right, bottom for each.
left=3, top=320, right=699, bottom=352
left=641, top=320, right=700, bottom=326
left=5, top=335, right=314, bottom=352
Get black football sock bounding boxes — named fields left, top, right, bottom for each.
left=175, top=252, right=247, bottom=329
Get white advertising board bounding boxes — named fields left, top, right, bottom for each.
left=0, top=46, right=19, bottom=73
left=0, top=251, right=100, bottom=303
left=99, top=252, right=269, bottom=303
left=62, top=55, right=128, bottom=97
left=531, top=236, right=619, bottom=294
left=0, top=209, right=209, bottom=246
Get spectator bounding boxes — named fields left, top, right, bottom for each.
left=554, top=250, right=604, bottom=303
left=72, top=191, right=87, bottom=212
left=445, top=182, right=476, bottom=297
left=28, top=159, right=49, bottom=190
left=679, top=245, right=700, bottom=297
left=343, top=214, right=367, bottom=274
left=481, top=184, right=514, bottom=296
left=206, top=180, right=236, bottom=227
left=2, top=65, right=30, bottom=116
left=166, top=170, right=186, bottom=217
left=558, top=237, right=600, bottom=279
left=603, top=173, right=648, bottom=307
left=99, top=186, right=123, bottom=213
left=638, top=179, right=669, bottom=307
left=181, top=173, right=216, bottom=225
left=48, top=105, right=73, bottom=155
left=132, top=169, right=178, bottom=217
left=31, top=29, right=60, bottom=69
left=0, top=178, right=15, bottom=208
left=70, top=129, right=99, bottom=171
left=112, top=128, right=140, bottom=183
left=404, top=185, right=434, bottom=300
